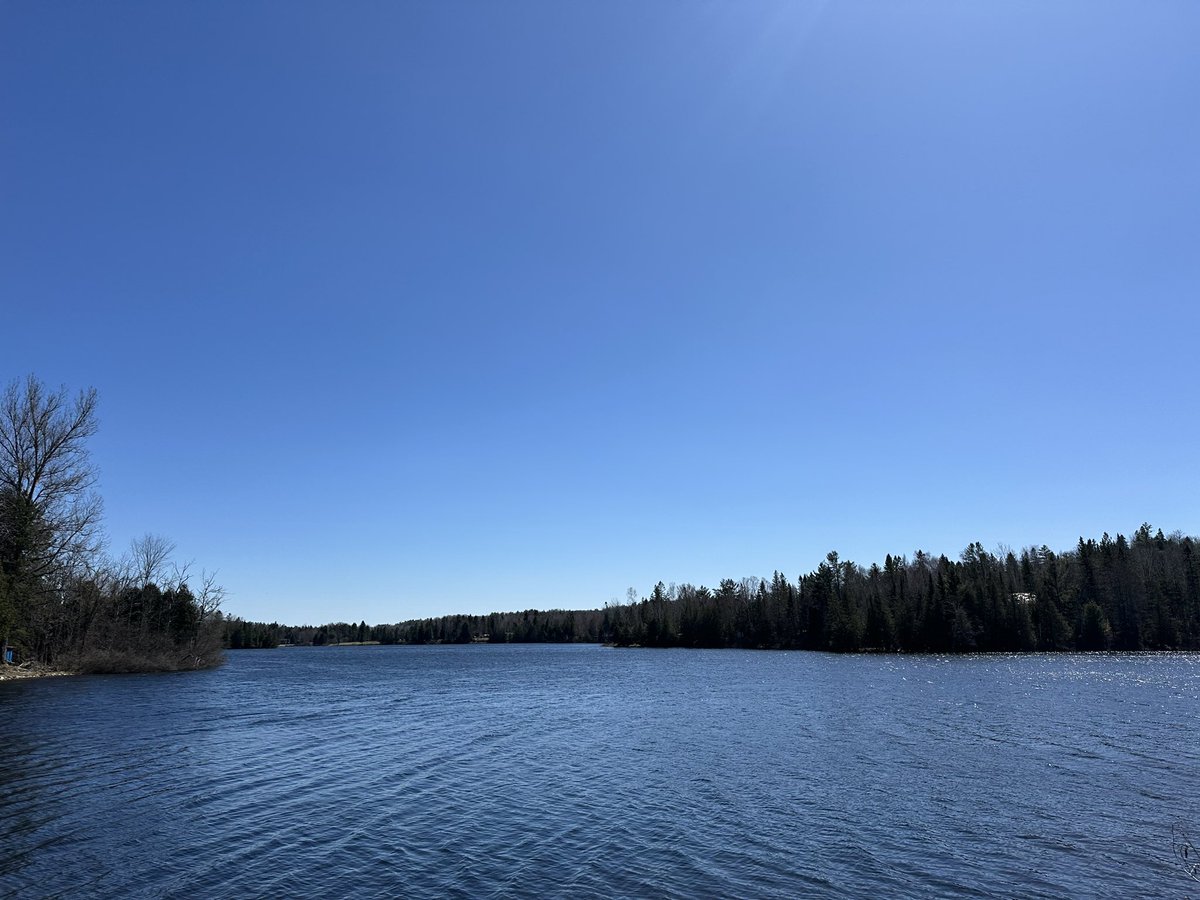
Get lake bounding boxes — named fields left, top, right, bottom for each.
left=2, top=646, right=1198, bottom=897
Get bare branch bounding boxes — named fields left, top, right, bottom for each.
left=1174, top=822, right=1200, bottom=883
left=196, top=569, right=226, bottom=621
left=129, top=533, right=176, bottom=587
left=0, top=376, right=102, bottom=585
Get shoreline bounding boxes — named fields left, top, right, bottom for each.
left=0, top=663, right=76, bottom=682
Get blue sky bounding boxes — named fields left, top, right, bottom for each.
left=3, top=1, right=1198, bottom=624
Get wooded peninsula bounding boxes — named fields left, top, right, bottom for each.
left=227, top=524, right=1200, bottom=654
left=1, top=377, right=225, bottom=674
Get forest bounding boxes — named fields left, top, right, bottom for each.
left=224, top=606, right=606, bottom=649
left=227, top=524, right=1200, bottom=654
left=600, top=528, right=1200, bottom=652
left=0, top=376, right=226, bottom=674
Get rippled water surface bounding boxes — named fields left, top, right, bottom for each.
left=3, top=647, right=1199, bottom=897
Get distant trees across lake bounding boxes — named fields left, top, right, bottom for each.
left=225, top=607, right=605, bottom=650
left=229, top=525, right=1200, bottom=654
left=603, top=527, right=1200, bottom=653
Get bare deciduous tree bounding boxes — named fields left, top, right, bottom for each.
left=195, top=569, right=226, bottom=622
left=0, top=376, right=103, bottom=654
left=0, top=375, right=103, bottom=581
left=127, top=533, right=176, bottom=588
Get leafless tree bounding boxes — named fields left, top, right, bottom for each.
left=127, top=533, right=176, bottom=588
left=195, top=569, right=226, bottom=621
left=0, top=376, right=103, bottom=582
left=0, top=377, right=103, bottom=654
left=149, top=553, right=223, bottom=611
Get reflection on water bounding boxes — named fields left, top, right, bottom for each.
left=2, top=647, right=1198, bottom=897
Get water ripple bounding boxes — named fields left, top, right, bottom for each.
left=2, top=647, right=1198, bottom=897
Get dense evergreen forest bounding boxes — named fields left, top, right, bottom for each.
left=601, top=527, right=1200, bottom=652
left=225, top=607, right=605, bottom=649
left=1, top=377, right=226, bottom=673
left=228, top=525, right=1200, bottom=654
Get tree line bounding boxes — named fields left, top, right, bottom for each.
left=603, top=527, right=1200, bottom=652
left=228, top=525, right=1199, bottom=654
left=1, top=376, right=226, bottom=673
left=225, top=607, right=606, bottom=649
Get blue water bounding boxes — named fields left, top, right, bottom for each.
left=2, top=646, right=1198, bottom=897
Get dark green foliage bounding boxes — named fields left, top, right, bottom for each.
left=226, top=525, right=1200, bottom=656
left=226, top=607, right=606, bottom=649
left=48, top=578, right=225, bottom=672
left=1077, top=602, right=1112, bottom=651
left=598, top=525, right=1200, bottom=653
left=0, top=573, right=226, bottom=672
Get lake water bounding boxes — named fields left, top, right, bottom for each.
left=2, top=646, right=1198, bottom=897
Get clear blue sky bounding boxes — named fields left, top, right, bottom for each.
left=3, top=1, right=1197, bottom=625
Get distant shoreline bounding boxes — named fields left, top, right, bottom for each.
left=268, top=641, right=384, bottom=648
